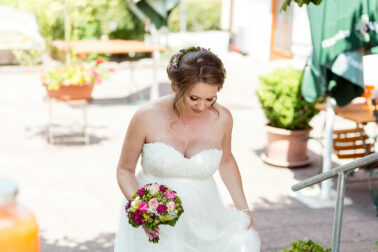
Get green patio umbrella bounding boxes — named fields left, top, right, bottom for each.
left=300, top=2, right=378, bottom=251
left=302, top=0, right=378, bottom=106
left=126, top=0, right=179, bottom=29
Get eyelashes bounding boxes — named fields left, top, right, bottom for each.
left=190, top=96, right=214, bottom=102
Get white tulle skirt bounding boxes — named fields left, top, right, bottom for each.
left=114, top=171, right=261, bottom=252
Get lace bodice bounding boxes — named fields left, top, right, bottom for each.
left=141, top=142, right=223, bottom=179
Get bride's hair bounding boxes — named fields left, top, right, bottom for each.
left=167, top=48, right=226, bottom=123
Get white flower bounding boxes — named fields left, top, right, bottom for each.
left=167, top=210, right=177, bottom=219
left=131, top=200, right=140, bottom=209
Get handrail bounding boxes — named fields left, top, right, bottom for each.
left=291, top=152, right=378, bottom=252
left=292, top=152, right=378, bottom=191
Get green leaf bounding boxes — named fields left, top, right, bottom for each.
left=257, top=67, right=321, bottom=130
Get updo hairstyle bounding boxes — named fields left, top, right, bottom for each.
left=166, top=48, right=226, bottom=121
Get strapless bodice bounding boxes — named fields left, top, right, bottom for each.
left=141, top=142, right=223, bottom=179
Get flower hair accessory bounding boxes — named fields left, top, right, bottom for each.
left=171, top=46, right=209, bottom=69
left=170, top=46, right=226, bottom=77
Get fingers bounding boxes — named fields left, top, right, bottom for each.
left=147, top=232, right=153, bottom=240
left=246, top=220, right=255, bottom=231
left=148, top=230, right=159, bottom=240
left=248, top=223, right=254, bottom=229
left=143, top=225, right=160, bottom=240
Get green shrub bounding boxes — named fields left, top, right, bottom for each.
left=282, top=239, right=331, bottom=252
left=281, top=0, right=323, bottom=11
left=0, top=0, right=145, bottom=51
left=168, top=0, right=221, bottom=32
left=12, top=49, right=44, bottom=66
left=256, top=67, right=320, bottom=130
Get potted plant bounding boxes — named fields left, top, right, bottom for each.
left=42, top=57, right=107, bottom=101
left=282, top=239, right=331, bottom=252
left=256, top=67, right=320, bottom=168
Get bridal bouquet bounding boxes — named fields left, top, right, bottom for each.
left=125, top=183, right=184, bottom=243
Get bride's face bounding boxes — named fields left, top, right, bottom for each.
left=183, top=82, right=218, bottom=115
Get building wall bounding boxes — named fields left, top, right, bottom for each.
left=291, top=4, right=312, bottom=60
left=221, top=0, right=312, bottom=61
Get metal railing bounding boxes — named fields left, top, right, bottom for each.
left=292, top=152, right=378, bottom=252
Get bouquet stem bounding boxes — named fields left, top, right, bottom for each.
left=150, top=233, right=160, bottom=243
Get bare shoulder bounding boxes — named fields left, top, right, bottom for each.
left=213, top=103, right=233, bottom=128
left=130, top=95, right=171, bottom=126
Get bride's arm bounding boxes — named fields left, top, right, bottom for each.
left=218, top=108, right=255, bottom=228
left=116, top=108, right=147, bottom=201
left=116, top=107, right=161, bottom=239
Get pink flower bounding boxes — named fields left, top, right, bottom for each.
left=159, top=185, right=167, bottom=191
left=96, top=57, right=105, bottom=65
left=157, top=204, right=168, bottom=214
left=137, top=187, right=146, bottom=196
left=77, top=53, right=87, bottom=59
left=125, top=201, right=131, bottom=209
left=95, top=78, right=102, bottom=84
left=148, top=198, right=159, bottom=210
left=165, top=191, right=176, bottom=200
left=138, top=201, right=148, bottom=211
left=167, top=201, right=176, bottom=211
left=91, top=69, right=99, bottom=77
left=149, top=183, right=160, bottom=194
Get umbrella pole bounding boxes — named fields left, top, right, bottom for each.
left=321, top=97, right=335, bottom=200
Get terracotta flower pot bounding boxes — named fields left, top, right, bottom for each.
left=43, top=82, right=94, bottom=101
left=261, top=125, right=311, bottom=168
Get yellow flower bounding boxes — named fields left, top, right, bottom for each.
left=143, top=214, right=150, bottom=220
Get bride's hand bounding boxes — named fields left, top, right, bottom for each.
left=142, top=224, right=160, bottom=240
left=242, top=210, right=255, bottom=230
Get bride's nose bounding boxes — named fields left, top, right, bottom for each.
left=197, top=101, right=206, bottom=110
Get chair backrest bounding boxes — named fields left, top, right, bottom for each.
left=333, top=128, right=375, bottom=159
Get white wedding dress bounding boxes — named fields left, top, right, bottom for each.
left=114, top=142, right=261, bottom=252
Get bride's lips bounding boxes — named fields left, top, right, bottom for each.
left=192, top=108, right=202, bottom=113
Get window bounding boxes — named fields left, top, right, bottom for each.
left=270, top=0, right=294, bottom=59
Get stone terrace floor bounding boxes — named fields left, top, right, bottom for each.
left=1, top=33, right=377, bottom=251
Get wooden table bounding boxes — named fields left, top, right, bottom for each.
left=52, top=40, right=166, bottom=102
left=315, top=101, right=377, bottom=124
left=51, top=40, right=165, bottom=54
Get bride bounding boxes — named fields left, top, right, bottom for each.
left=114, top=46, right=260, bottom=251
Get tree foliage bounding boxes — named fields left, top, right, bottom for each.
left=281, top=0, right=323, bottom=11
left=168, top=0, right=221, bottom=32
left=0, top=0, right=145, bottom=50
